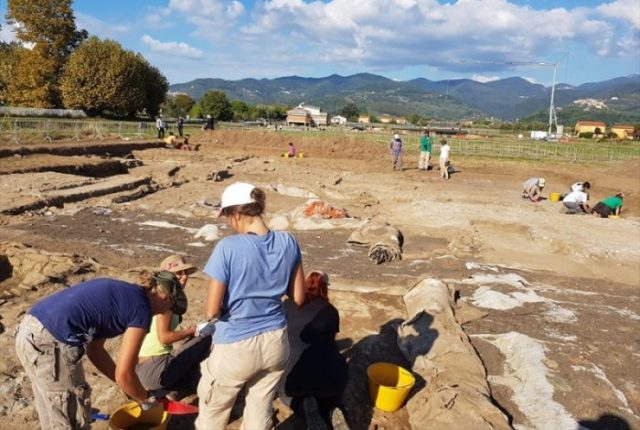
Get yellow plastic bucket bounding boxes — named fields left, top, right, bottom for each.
left=549, top=192, right=561, bottom=202
left=109, top=402, right=168, bottom=430
left=367, top=362, right=415, bottom=412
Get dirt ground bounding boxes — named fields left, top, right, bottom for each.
left=0, top=129, right=638, bottom=430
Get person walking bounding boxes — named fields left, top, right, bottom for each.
left=196, top=182, right=306, bottom=430
left=14, top=271, right=186, bottom=430
left=418, top=130, right=433, bottom=171
left=439, top=139, right=450, bottom=180
left=390, top=133, right=403, bottom=171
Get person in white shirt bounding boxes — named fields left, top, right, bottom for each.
left=522, top=177, right=545, bottom=202
left=439, top=139, right=450, bottom=180
left=562, top=190, right=589, bottom=214
left=570, top=181, right=591, bottom=194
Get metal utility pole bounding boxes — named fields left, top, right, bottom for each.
left=547, top=62, right=558, bottom=138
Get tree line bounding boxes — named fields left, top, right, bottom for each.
left=0, top=0, right=167, bottom=118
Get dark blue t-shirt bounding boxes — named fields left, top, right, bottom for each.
left=30, top=278, right=152, bottom=346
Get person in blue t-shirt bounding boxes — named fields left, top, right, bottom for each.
left=14, top=271, right=186, bottom=430
left=196, top=182, right=306, bottom=430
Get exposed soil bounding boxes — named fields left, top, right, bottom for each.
left=0, top=129, right=638, bottom=430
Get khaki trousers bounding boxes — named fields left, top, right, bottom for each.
left=418, top=151, right=431, bottom=170
left=440, top=158, right=449, bottom=179
left=15, top=315, right=91, bottom=430
left=195, top=327, right=289, bottom=430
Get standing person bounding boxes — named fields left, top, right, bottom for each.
left=136, top=256, right=212, bottom=400
left=196, top=182, right=306, bottom=430
left=592, top=192, right=624, bottom=218
left=562, top=189, right=590, bottom=214
left=389, top=133, right=403, bottom=171
left=14, top=271, right=186, bottom=430
left=522, top=177, right=546, bottom=202
left=204, top=114, right=215, bottom=132
left=177, top=117, right=185, bottom=137
left=418, top=130, right=432, bottom=171
left=283, top=270, right=349, bottom=429
left=156, top=116, right=166, bottom=139
left=439, top=139, right=450, bottom=180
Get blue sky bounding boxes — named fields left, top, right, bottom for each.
left=1, top=0, right=639, bottom=87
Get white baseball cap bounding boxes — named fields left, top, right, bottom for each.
left=218, top=182, right=256, bottom=215
left=393, top=133, right=400, bottom=139
left=539, top=178, right=546, bottom=186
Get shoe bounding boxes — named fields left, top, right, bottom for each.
left=303, top=397, right=329, bottom=430
left=329, top=407, right=349, bottom=430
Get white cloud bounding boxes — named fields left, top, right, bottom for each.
left=141, top=34, right=203, bottom=58
left=76, top=12, right=130, bottom=38
left=596, top=0, right=640, bottom=30
left=151, top=0, right=639, bottom=82
left=472, top=74, right=500, bottom=83
left=0, top=21, right=17, bottom=43
left=166, top=0, right=245, bottom=38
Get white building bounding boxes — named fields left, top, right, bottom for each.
left=330, top=115, right=347, bottom=125
left=286, top=103, right=328, bottom=127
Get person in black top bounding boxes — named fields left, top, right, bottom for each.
left=283, top=271, right=349, bottom=429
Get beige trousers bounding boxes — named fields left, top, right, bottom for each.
left=195, top=327, right=289, bottom=430
left=14, top=315, right=91, bottom=430
left=418, top=151, right=431, bottom=170
left=440, top=158, right=449, bottom=179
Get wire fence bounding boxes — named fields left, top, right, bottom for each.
left=0, top=117, right=203, bottom=143
left=1, top=117, right=638, bottom=166
left=361, top=131, right=640, bottom=166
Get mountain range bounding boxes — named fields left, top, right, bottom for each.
left=169, top=73, right=640, bottom=124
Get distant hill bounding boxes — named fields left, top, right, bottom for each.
left=170, top=73, right=640, bottom=123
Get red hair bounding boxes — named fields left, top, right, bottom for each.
left=305, top=271, right=329, bottom=304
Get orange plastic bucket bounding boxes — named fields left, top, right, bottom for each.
left=367, top=362, right=415, bottom=412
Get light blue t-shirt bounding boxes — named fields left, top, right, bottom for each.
left=203, top=231, right=302, bottom=344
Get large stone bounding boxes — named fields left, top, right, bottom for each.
left=19, top=271, right=50, bottom=289
left=398, top=278, right=510, bottom=430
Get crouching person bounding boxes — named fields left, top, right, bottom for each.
left=282, top=271, right=349, bottom=429
left=136, top=257, right=212, bottom=400
left=562, top=189, right=589, bottom=214
left=592, top=192, right=624, bottom=218
left=14, top=271, right=186, bottom=430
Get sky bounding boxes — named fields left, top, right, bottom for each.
left=1, top=0, right=639, bottom=87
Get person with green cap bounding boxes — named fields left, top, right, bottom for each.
left=15, top=271, right=186, bottom=430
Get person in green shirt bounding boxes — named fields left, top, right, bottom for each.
left=418, top=130, right=433, bottom=170
left=592, top=192, right=624, bottom=218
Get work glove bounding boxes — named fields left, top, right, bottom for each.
left=140, top=394, right=160, bottom=411
left=195, top=320, right=216, bottom=337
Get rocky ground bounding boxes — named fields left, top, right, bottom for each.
left=0, top=129, right=638, bottom=430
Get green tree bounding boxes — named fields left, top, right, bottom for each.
left=6, top=0, right=87, bottom=107
left=230, top=100, right=249, bottom=121
left=60, top=37, right=145, bottom=116
left=340, top=102, right=359, bottom=121
left=368, top=114, right=380, bottom=123
left=172, top=94, right=195, bottom=118
left=199, top=90, right=233, bottom=121
left=0, top=42, right=21, bottom=105
left=136, top=55, right=168, bottom=118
